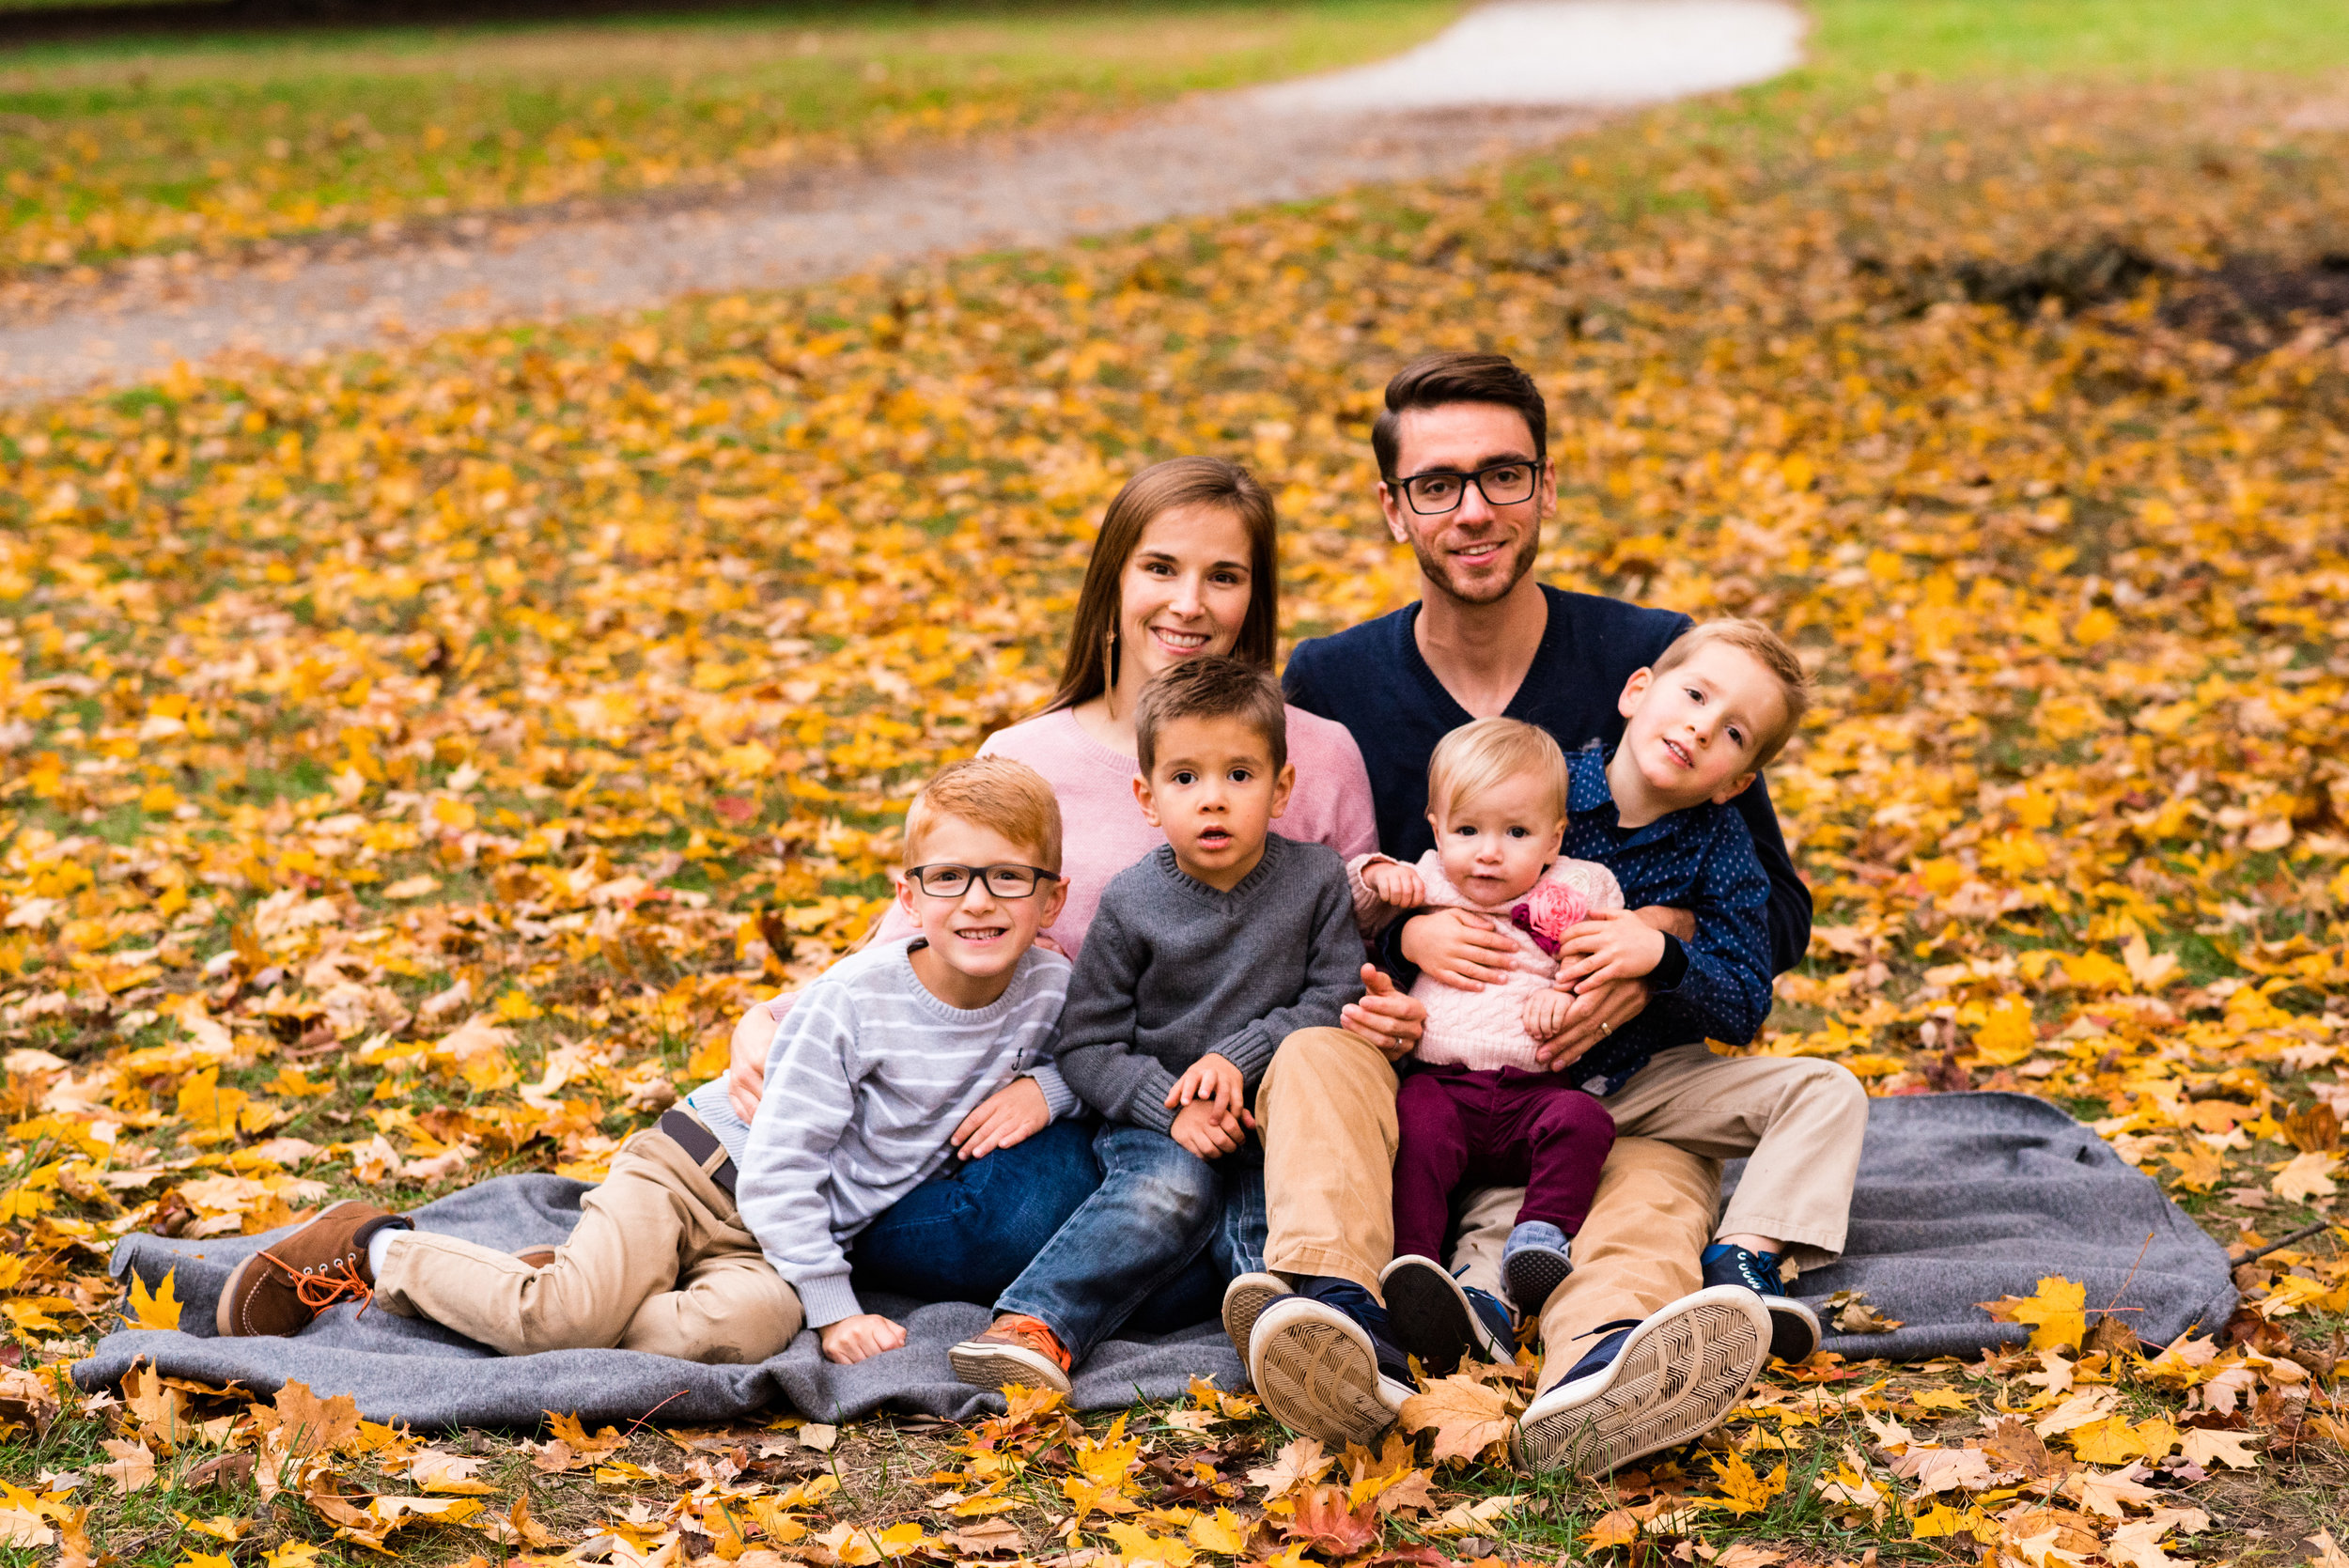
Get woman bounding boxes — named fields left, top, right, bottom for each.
left=727, top=457, right=1419, bottom=1321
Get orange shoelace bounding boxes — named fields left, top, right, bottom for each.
left=988, top=1313, right=1071, bottom=1370
left=258, top=1250, right=377, bottom=1319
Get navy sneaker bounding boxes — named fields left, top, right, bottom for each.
left=1513, top=1285, right=1771, bottom=1475
left=1501, top=1219, right=1576, bottom=1316
left=1378, top=1255, right=1516, bottom=1374
left=1700, top=1243, right=1821, bottom=1364
left=1250, top=1276, right=1416, bottom=1448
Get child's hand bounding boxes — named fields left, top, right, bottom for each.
left=1170, top=1099, right=1251, bottom=1159
left=819, top=1313, right=906, bottom=1364
left=1521, top=987, right=1575, bottom=1042
left=1361, top=860, right=1427, bottom=908
left=1552, top=909, right=1669, bottom=988
left=1399, top=908, right=1520, bottom=991
left=1165, top=1052, right=1246, bottom=1117
left=951, top=1077, right=1050, bottom=1160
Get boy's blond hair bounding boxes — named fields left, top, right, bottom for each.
left=1649, top=618, right=1812, bottom=768
left=1426, top=718, right=1569, bottom=825
left=903, top=756, right=1064, bottom=873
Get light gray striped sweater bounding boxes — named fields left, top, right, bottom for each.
left=684, top=937, right=1073, bottom=1327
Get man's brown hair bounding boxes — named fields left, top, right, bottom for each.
left=1650, top=619, right=1812, bottom=768
left=1372, top=352, right=1548, bottom=480
left=903, top=755, right=1065, bottom=873
left=1133, top=655, right=1288, bottom=778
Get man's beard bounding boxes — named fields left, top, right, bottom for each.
left=1408, top=522, right=1542, bottom=608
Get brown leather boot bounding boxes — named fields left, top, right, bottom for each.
left=215, top=1201, right=411, bottom=1337
left=514, top=1246, right=558, bottom=1269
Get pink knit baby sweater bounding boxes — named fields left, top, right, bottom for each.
left=1348, top=850, right=1626, bottom=1073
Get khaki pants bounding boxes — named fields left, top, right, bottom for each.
left=1259, top=1028, right=1863, bottom=1394
left=373, top=1123, right=804, bottom=1363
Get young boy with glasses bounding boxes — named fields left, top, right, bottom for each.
left=212, top=757, right=1076, bottom=1368
left=948, top=656, right=1365, bottom=1394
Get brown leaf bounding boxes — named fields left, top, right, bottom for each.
left=1980, top=1416, right=2063, bottom=1479
left=943, top=1519, right=1028, bottom=1556
left=96, top=1436, right=157, bottom=1492
left=1398, top=1375, right=1513, bottom=1465
left=2281, top=1103, right=2342, bottom=1154
left=1283, top=1483, right=1380, bottom=1558
left=257, top=1380, right=363, bottom=1456
left=1245, top=1436, right=1330, bottom=1498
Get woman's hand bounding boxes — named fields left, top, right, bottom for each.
left=1360, top=860, right=1426, bottom=908
left=1339, top=965, right=1424, bottom=1062
left=726, top=995, right=793, bottom=1123
left=951, top=1077, right=1050, bottom=1161
left=1532, top=978, right=1650, bottom=1071
left=1399, top=908, right=1520, bottom=991
left=1551, top=909, right=1668, bottom=989
left=819, top=1313, right=907, bottom=1364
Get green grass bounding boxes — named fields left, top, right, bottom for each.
left=1812, top=0, right=2349, bottom=79
left=0, top=0, right=1461, bottom=270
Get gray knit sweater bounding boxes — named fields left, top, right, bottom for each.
left=1053, top=833, right=1364, bottom=1134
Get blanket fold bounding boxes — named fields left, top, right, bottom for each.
left=74, top=1092, right=2232, bottom=1429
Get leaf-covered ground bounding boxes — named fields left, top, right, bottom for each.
left=0, top=21, right=2346, bottom=1568
left=0, top=0, right=1456, bottom=274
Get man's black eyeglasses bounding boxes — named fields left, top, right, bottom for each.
left=905, top=862, right=1061, bottom=898
left=1391, top=460, right=1539, bottom=515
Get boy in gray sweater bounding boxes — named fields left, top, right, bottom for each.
left=950, top=657, right=1364, bottom=1395
left=213, top=757, right=1075, bottom=1369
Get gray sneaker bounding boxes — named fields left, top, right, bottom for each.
left=1513, top=1285, right=1770, bottom=1476
left=1249, top=1294, right=1415, bottom=1449
left=1220, top=1271, right=1286, bottom=1371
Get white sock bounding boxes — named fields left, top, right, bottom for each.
left=366, top=1226, right=402, bottom=1279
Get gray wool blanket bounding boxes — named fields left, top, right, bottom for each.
left=76, top=1092, right=2232, bottom=1430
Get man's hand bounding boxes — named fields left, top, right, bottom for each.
left=1339, top=965, right=1424, bottom=1061
left=1633, top=905, right=1697, bottom=941
left=1360, top=860, right=1427, bottom=908
left=1166, top=1052, right=1246, bottom=1117
left=1552, top=909, right=1669, bottom=988
left=725, top=995, right=794, bottom=1123
left=1170, top=1098, right=1251, bottom=1159
left=1532, top=978, right=1649, bottom=1070
left=819, top=1313, right=906, bottom=1364
left=1521, top=986, right=1575, bottom=1042
left=951, top=1077, right=1050, bottom=1161
left=1399, top=908, right=1521, bottom=991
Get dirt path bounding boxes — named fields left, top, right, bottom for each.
left=0, top=0, right=1803, bottom=404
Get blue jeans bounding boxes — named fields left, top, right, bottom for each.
left=997, top=1124, right=1262, bottom=1358
left=849, top=1118, right=1102, bottom=1305
left=1128, top=1143, right=1266, bottom=1333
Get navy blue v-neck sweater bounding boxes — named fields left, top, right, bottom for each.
left=1281, top=583, right=1812, bottom=977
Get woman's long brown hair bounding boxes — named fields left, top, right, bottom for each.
left=1043, top=457, right=1279, bottom=715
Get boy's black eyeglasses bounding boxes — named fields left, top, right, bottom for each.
left=905, top=862, right=1061, bottom=898
left=1391, top=460, right=1539, bottom=515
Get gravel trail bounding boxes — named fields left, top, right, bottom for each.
left=0, top=0, right=1803, bottom=403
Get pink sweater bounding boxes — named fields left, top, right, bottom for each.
left=876, top=706, right=1378, bottom=961
left=1348, top=850, right=1626, bottom=1073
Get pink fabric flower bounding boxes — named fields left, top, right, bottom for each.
left=1510, top=878, right=1590, bottom=956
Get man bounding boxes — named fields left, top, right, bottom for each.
left=1239, top=351, right=1814, bottom=1472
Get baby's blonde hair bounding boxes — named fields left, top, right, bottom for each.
left=1426, top=718, right=1569, bottom=825
left=1649, top=618, right=1812, bottom=768
left=903, top=756, right=1064, bottom=872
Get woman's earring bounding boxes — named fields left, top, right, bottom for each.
left=1106, top=628, right=1118, bottom=682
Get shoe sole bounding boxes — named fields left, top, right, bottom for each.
left=1766, top=1297, right=1822, bottom=1364
left=214, top=1199, right=372, bottom=1337
left=1379, top=1256, right=1483, bottom=1374
left=1220, top=1273, right=1285, bottom=1374
left=949, top=1342, right=1072, bottom=1397
left=1513, top=1287, right=1768, bottom=1477
left=1503, top=1247, right=1573, bottom=1318
left=1250, top=1298, right=1403, bottom=1450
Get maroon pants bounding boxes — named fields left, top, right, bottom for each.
left=1391, top=1063, right=1617, bottom=1263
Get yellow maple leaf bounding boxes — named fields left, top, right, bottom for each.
left=1709, top=1452, right=1788, bottom=1515
left=1397, top=1374, right=1512, bottom=1465
left=125, top=1270, right=181, bottom=1332
left=1981, top=1277, right=2087, bottom=1351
